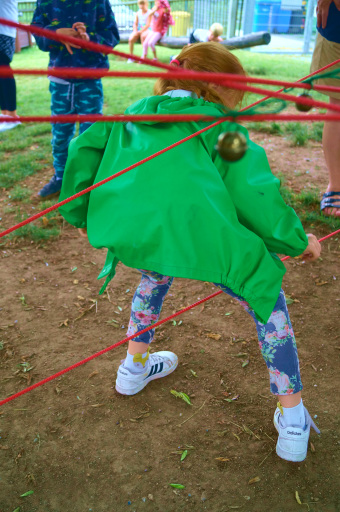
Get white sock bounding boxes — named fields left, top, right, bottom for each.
left=124, top=349, right=149, bottom=373
left=281, top=399, right=305, bottom=428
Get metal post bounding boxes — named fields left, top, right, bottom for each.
left=227, top=0, right=238, bottom=38
left=242, top=0, right=256, bottom=35
left=303, top=0, right=316, bottom=53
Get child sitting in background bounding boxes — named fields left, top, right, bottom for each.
left=142, top=0, right=174, bottom=60
left=190, top=23, right=224, bottom=43
left=127, top=0, right=151, bottom=63
left=59, top=42, right=321, bottom=464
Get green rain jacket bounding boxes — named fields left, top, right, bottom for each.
left=59, top=92, right=308, bottom=324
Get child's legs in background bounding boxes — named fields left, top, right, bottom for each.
left=75, top=79, right=103, bottom=134
left=142, top=31, right=162, bottom=58
left=127, top=270, right=174, bottom=355
left=216, top=284, right=302, bottom=406
left=140, top=30, right=148, bottom=45
left=129, top=31, right=140, bottom=54
left=49, top=81, right=76, bottom=180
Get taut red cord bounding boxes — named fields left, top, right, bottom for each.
left=3, top=113, right=340, bottom=125
left=3, top=66, right=340, bottom=96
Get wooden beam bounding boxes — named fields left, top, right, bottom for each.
left=118, top=31, right=271, bottom=50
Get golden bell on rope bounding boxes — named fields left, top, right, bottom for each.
left=295, top=92, right=313, bottom=112
left=216, top=131, right=248, bottom=162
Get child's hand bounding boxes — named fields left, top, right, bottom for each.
left=56, top=28, right=81, bottom=54
left=78, top=227, right=88, bottom=239
left=301, top=234, right=321, bottom=262
left=72, top=22, right=90, bottom=42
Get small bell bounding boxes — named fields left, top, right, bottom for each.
left=295, top=92, right=313, bottom=112
left=216, top=131, right=248, bottom=162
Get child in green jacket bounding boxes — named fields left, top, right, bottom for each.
left=59, top=42, right=321, bottom=463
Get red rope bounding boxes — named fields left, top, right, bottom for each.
left=3, top=65, right=340, bottom=96
left=0, top=290, right=222, bottom=407
left=0, top=17, right=179, bottom=71
left=2, top=16, right=340, bottom=83
left=1, top=227, right=340, bottom=407
left=3, top=113, right=340, bottom=125
left=0, top=119, right=224, bottom=238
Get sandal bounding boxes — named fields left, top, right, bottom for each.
left=320, top=191, right=340, bottom=215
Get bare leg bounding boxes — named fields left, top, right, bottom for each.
left=2, top=109, right=17, bottom=117
left=128, top=340, right=149, bottom=355
left=279, top=391, right=302, bottom=408
left=128, top=32, right=139, bottom=56
left=321, top=96, right=340, bottom=217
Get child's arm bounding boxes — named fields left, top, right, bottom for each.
left=215, top=138, right=309, bottom=257
left=58, top=122, right=112, bottom=228
left=301, top=234, right=321, bottom=261
left=88, top=0, right=120, bottom=48
left=31, top=3, right=69, bottom=52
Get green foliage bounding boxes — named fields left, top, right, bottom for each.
left=8, top=185, right=32, bottom=202
left=249, top=121, right=323, bottom=145
left=7, top=206, right=62, bottom=242
left=286, top=123, right=309, bottom=146
left=280, top=186, right=340, bottom=230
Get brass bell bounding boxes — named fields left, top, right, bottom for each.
left=295, top=92, right=313, bottom=112
left=216, top=131, right=248, bottom=162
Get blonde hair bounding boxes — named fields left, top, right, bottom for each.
left=154, top=42, right=246, bottom=108
left=210, top=23, right=223, bottom=37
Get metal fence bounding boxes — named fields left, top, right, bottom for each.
left=17, top=0, right=315, bottom=47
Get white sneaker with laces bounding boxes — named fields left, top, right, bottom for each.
left=274, top=404, right=320, bottom=462
left=115, top=351, right=178, bottom=395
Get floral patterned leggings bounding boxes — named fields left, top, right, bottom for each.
left=126, top=270, right=303, bottom=396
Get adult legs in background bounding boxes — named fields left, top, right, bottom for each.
left=310, top=33, right=340, bottom=217
left=320, top=96, right=340, bottom=217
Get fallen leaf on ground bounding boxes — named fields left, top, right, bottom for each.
left=170, top=390, right=192, bottom=405
left=295, top=490, right=310, bottom=510
left=207, top=333, right=221, bottom=340
left=248, top=476, right=260, bottom=484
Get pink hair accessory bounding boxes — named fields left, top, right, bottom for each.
left=171, top=58, right=181, bottom=66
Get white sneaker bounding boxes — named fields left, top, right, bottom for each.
left=115, top=350, right=178, bottom=395
left=274, top=404, right=320, bottom=462
left=126, top=58, right=134, bottom=63
left=0, top=117, right=21, bottom=133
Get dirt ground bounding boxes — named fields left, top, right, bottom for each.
left=0, top=132, right=339, bottom=512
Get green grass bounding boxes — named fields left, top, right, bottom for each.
left=1, top=44, right=339, bottom=242
left=280, top=186, right=340, bottom=230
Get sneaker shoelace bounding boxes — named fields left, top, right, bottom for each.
left=278, top=407, right=320, bottom=434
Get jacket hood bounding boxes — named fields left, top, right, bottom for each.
left=124, top=93, right=227, bottom=125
